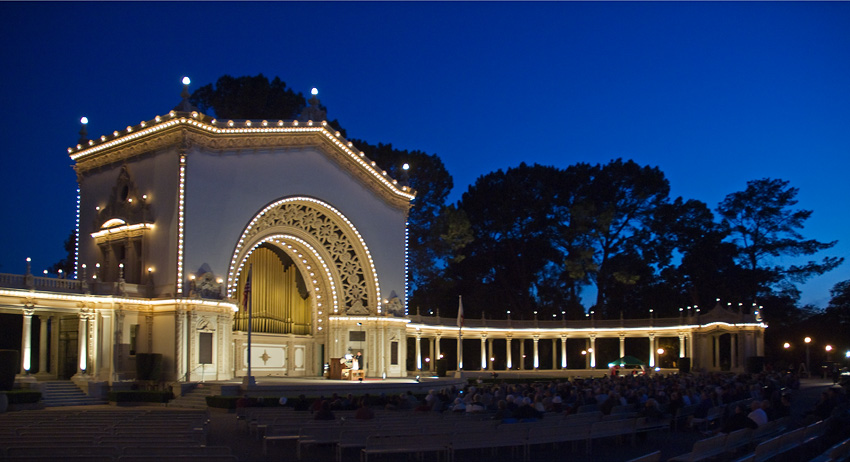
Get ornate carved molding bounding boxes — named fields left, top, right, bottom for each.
left=239, top=199, right=377, bottom=316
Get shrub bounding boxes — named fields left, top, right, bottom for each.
left=1, top=390, right=41, bottom=404
left=107, top=390, right=173, bottom=403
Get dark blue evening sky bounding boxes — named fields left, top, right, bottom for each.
left=1, top=2, right=847, bottom=308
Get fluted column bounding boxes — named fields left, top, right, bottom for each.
left=480, top=336, right=487, bottom=370
left=415, top=331, right=422, bottom=371
left=21, top=307, right=34, bottom=373
left=429, top=337, right=436, bottom=372
left=678, top=333, right=686, bottom=358
left=77, top=311, right=88, bottom=375
left=487, top=337, right=494, bottom=370
left=560, top=335, right=567, bottom=369
left=619, top=334, right=626, bottom=358
left=37, top=315, right=49, bottom=375
left=533, top=335, right=539, bottom=369
left=457, top=334, right=463, bottom=370
left=589, top=335, right=596, bottom=369
left=649, top=334, right=656, bottom=368
left=506, top=336, right=513, bottom=370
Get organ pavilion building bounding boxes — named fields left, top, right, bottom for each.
left=0, top=80, right=765, bottom=393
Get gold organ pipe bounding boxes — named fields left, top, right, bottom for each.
left=234, top=246, right=312, bottom=335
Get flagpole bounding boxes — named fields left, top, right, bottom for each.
left=243, top=264, right=255, bottom=388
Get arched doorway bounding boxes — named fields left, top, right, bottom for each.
left=226, top=197, right=382, bottom=377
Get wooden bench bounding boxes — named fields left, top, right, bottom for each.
left=669, top=432, right=728, bottom=462
left=361, top=432, right=450, bottom=462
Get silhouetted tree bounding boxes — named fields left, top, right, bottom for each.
left=573, top=159, right=672, bottom=317
left=49, top=229, right=75, bottom=277
left=716, top=178, right=843, bottom=303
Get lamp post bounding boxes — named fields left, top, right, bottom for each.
left=825, top=345, right=833, bottom=362
left=805, top=337, right=812, bottom=375
left=581, top=350, right=587, bottom=369
left=657, top=348, right=665, bottom=369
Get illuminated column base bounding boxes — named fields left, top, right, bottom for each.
left=506, top=337, right=512, bottom=370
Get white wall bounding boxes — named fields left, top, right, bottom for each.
left=184, top=145, right=408, bottom=308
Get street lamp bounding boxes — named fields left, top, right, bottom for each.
left=826, top=345, right=833, bottom=362
left=783, top=342, right=790, bottom=349
left=805, top=337, right=812, bottom=375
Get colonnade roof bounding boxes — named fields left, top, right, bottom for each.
left=406, top=303, right=761, bottom=334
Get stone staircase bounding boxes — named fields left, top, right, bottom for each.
left=168, top=384, right=212, bottom=409
left=41, top=381, right=107, bottom=407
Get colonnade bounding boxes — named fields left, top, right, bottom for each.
left=411, top=331, right=694, bottom=372
left=405, top=307, right=765, bottom=374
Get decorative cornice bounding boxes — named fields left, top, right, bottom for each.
left=70, top=114, right=415, bottom=210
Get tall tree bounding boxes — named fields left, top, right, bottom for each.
left=190, top=74, right=306, bottom=120
left=573, top=159, right=672, bottom=317
left=49, top=229, right=75, bottom=276
left=349, top=140, right=454, bottom=305
left=716, top=178, right=843, bottom=302
left=825, top=279, right=850, bottom=327
left=451, top=163, right=566, bottom=319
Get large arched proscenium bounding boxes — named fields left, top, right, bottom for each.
left=227, top=197, right=382, bottom=316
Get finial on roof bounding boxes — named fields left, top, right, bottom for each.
left=78, top=117, right=88, bottom=144
left=173, top=76, right=198, bottom=113
left=298, top=87, right=326, bottom=122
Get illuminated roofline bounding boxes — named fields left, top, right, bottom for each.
left=0, top=288, right=237, bottom=310
left=405, top=321, right=766, bottom=334
left=69, top=114, right=415, bottom=202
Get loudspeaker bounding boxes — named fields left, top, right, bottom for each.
left=435, top=359, right=448, bottom=377
left=678, top=357, right=691, bottom=374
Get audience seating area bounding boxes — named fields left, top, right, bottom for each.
left=669, top=416, right=831, bottom=462
left=0, top=408, right=233, bottom=462
left=244, top=406, right=673, bottom=462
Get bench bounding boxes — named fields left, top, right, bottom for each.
left=361, top=432, right=450, bottom=462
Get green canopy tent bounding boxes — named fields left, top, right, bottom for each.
left=607, top=356, right=647, bottom=368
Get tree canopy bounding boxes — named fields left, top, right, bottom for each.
left=115, top=73, right=843, bottom=325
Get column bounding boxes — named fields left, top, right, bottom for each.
left=457, top=334, right=463, bottom=370
left=37, top=315, right=49, bottom=375
left=519, top=339, right=525, bottom=370
left=560, top=335, right=567, bottom=369
left=415, top=332, right=422, bottom=371
left=589, top=336, right=596, bottom=369
left=506, top=336, right=513, bottom=370
left=21, top=307, right=34, bottom=373
left=480, top=337, right=487, bottom=370
left=88, top=311, right=98, bottom=378
left=648, top=334, right=656, bottom=368
left=533, top=336, right=539, bottom=369
left=487, top=338, right=494, bottom=371
left=429, top=337, right=435, bottom=372
left=77, top=311, right=88, bottom=375
left=679, top=333, right=686, bottom=358
left=619, top=334, right=626, bottom=358
left=713, top=335, right=720, bottom=369
left=50, top=315, right=59, bottom=376
left=435, top=334, right=441, bottom=362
